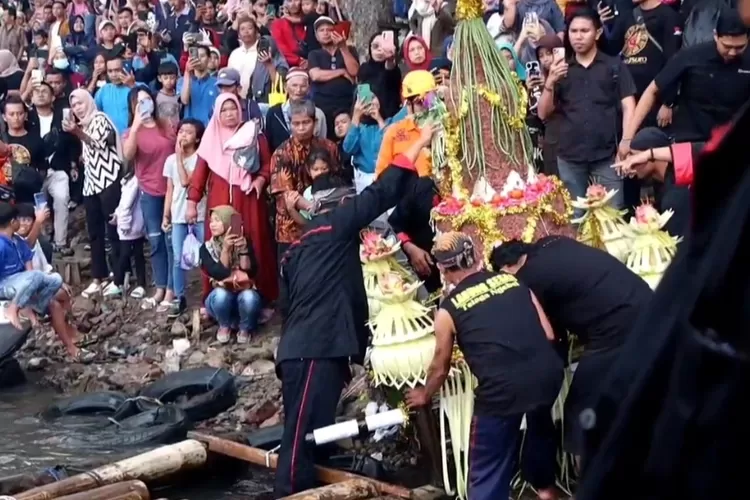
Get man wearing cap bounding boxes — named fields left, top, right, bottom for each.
left=264, top=68, right=328, bottom=151
left=178, top=45, right=218, bottom=126
left=274, top=123, right=431, bottom=498
left=308, top=16, right=358, bottom=138
left=84, top=20, right=121, bottom=62
left=212, top=67, right=262, bottom=122
left=406, top=232, right=563, bottom=500
left=375, top=69, right=437, bottom=178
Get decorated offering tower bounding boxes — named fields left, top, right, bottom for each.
left=429, top=0, right=575, bottom=259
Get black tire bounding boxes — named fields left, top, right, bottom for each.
left=0, top=323, right=31, bottom=363
left=0, top=358, right=26, bottom=389
left=42, top=391, right=131, bottom=420
left=60, top=405, right=189, bottom=449
left=137, top=367, right=237, bottom=422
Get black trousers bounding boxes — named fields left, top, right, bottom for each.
left=274, top=358, right=350, bottom=498
left=114, top=238, right=146, bottom=288
left=83, top=182, right=121, bottom=280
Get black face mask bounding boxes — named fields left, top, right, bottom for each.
left=137, top=11, right=149, bottom=20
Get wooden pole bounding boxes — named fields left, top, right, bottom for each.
left=413, top=409, right=443, bottom=486
left=187, top=432, right=413, bottom=499
left=16, top=440, right=206, bottom=500
left=54, top=481, right=150, bottom=500
left=280, top=479, right=379, bottom=499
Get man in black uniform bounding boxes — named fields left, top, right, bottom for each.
left=273, top=124, right=433, bottom=498
left=406, top=232, right=563, bottom=500
left=490, top=236, right=652, bottom=457
left=624, top=8, right=750, bottom=143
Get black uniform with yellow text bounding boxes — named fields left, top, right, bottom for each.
left=441, top=270, right=563, bottom=500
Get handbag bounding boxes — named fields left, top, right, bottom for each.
left=268, top=73, right=286, bottom=107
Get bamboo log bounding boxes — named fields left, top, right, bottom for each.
left=54, top=480, right=150, bottom=500
left=16, top=440, right=206, bottom=500
left=281, top=479, right=379, bottom=499
left=187, top=432, right=413, bottom=499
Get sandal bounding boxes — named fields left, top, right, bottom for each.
left=130, top=286, right=146, bottom=299
left=216, top=328, right=231, bottom=344
left=140, top=297, right=157, bottom=310
left=237, top=331, right=251, bottom=344
left=156, top=300, right=172, bottom=313
left=81, top=281, right=102, bottom=298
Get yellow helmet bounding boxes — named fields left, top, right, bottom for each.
left=401, top=70, right=437, bottom=99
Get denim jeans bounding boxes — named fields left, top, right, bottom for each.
left=557, top=156, right=624, bottom=218
left=0, top=271, right=63, bottom=313
left=205, top=288, right=262, bottom=331
left=140, top=191, right=173, bottom=290
left=171, top=223, right=206, bottom=299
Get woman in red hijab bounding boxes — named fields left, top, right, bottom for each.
left=402, top=35, right=433, bottom=72
left=186, top=94, right=278, bottom=316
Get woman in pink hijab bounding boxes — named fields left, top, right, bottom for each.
left=186, top=93, right=278, bottom=321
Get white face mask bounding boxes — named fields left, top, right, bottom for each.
left=53, top=58, right=69, bottom=70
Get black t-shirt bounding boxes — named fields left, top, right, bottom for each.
left=309, top=46, right=357, bottom=108
left=441, top=270, right=564, bottom=417
left=654, top=42, right=750, bottom=141
left=516, top=237, right=653, bottom=352
left=620, top=4, right=681, bottom=96
left=6, top=130, right=47, bottom=203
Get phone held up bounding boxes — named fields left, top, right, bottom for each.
left=229, top=213, right=243, bottom=236
left=139, top=97, right=154, bottom=119
left=525, top=61, right=541, bottom=80
left=257, top=37, right=270, bottom=54
left=33, top=192, right=47, bottom=211
left=553, top=47, right=566, bottom=63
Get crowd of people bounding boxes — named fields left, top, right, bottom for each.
left=0, top=0, right=747, bottom=496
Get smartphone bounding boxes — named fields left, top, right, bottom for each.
left=139, top=98, right=154, bottom=118
left=381, top=30, right=395, bottom=52
left=357, top=83, right=374, bottom=104
left=31, top=69, right=43, bottom=83
left=553, top=47, right=566, bottom=63
left=257, top=37, right=270, bottom=54
left=229, top=213, right=243, bottom=236
left=188, top=46, right=199, bottom=60
left=525, top=61, right=541, bottom=78
left=33, top=192, right=47, bottom=210
left=62, top=107, right=71, bottom=123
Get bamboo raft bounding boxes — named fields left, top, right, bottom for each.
left=4, top=435, right=445, bottom=500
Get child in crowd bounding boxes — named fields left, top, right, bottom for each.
left=103, top=171, right=147, bottom=299
left=156, top=62, right=181, bottom=130
left=0, top=202, right=83, bottom=359
left=208, top=48, right=221, bottom=74
left=333, top=109, right=353, bottom=175
left=15, top=203, right=53, bottom=273
left=162, top=119, right=207, bottom=317
left=343, top=96, right=408, bottom=193
left=284, top=147, right=334, bottom=224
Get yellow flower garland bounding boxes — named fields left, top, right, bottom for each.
left=431, top=180, right=573, bottom=263
left=456, top=0, right=483, bottom=21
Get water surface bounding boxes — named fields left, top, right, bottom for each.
left=0, top=380, right=274, bottom=499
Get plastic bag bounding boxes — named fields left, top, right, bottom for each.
left=181, top=226, right=201, bottom=270
left=682, top=0, right=736, bottom=48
